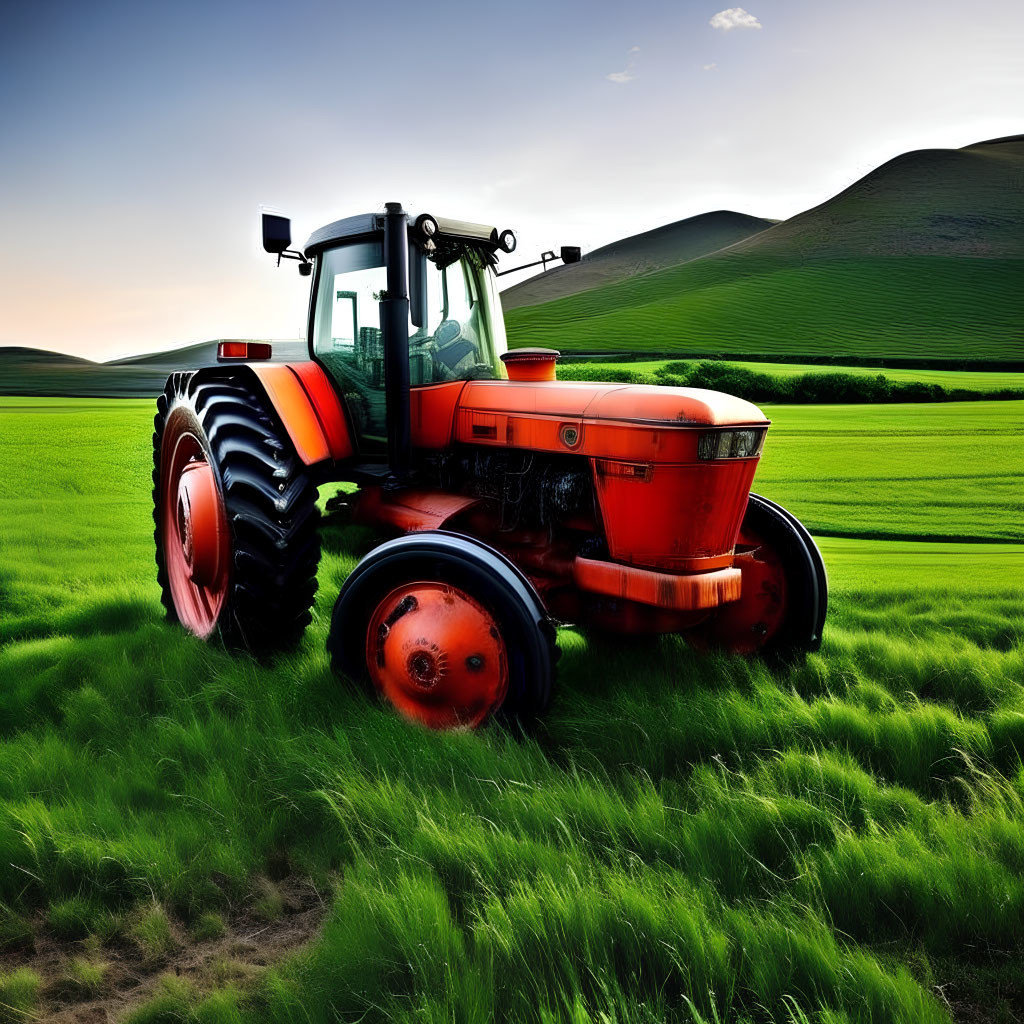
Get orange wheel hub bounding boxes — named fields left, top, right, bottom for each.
left=365, top=582, right=508, bottom=729
left=176, top=461, right=223, bottom=587
left=161, top=417, right=230, bottom=639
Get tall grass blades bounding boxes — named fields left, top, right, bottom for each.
left=0, top=398, right=1022, bottom=1022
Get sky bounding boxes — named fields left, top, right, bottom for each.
left=1, top=0, right=1021, bottom=361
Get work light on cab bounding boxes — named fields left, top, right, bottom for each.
left=415, top=214, right=438, bottom=239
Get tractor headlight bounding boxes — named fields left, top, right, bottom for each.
left=698, top=428, right=766, bottom=460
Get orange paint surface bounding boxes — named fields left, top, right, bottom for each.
left=592, top=458, right=759, bottom=566
left=249, top=362, right=353, bottom=465
left=355, top=487, right=480, bottom=532
left=500, top=350, right=560, bottom=382
left=366, top=582, right=508, bottom=729
left=452, top=380, right=768, bottom=462
left=450, top=379, right=766, bottom=566
left=457, top=380, right=768, bottom=426
left=573, top=557, right=742, bottom=610
left=410, top=382, right=468, bottom=449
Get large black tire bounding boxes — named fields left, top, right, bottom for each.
left=153, top=372, right=321, bottom=654
left=748, top=492, right=828, bottom=653
left=327, top=531, right=557, bottom=730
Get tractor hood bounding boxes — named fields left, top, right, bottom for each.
left=587, top=382, right=766, bottom=427
left=448, top=380, right=769, bottom=463
left=456, top=380, right=768, bottom=427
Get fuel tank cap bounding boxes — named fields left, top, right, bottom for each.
left=500, top=348, right=561, bottom=382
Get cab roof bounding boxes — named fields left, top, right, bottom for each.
left=304, top=212, right=500, bottom=257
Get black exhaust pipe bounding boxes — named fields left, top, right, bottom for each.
left=382, top=202, right=411, bottom=486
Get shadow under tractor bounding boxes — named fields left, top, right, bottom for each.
left=153, top=203, right=827, bottom=729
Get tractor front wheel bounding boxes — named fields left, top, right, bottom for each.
left=685, top=493, right=827, bottom=659
left=153, top=373, right=321, bottom=653
left=328, top=532, right=556, bottom=730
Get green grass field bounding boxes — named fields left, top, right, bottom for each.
left=2, top=398, right=1023, bottom=1022
left=505, top=254, right=1024, bottom=361
left=755, top=401, right=1024, bottom=542
left=732, top=362, right=1024, bottom=390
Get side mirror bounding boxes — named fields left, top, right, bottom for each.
left=262, top=213, right=292, bottom=255
left=494, top=244, right=584, bottom=278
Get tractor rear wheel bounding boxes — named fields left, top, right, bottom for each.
left=328, top=532, right=556, bottom=730
left=685, top=492, right=827, bottom=659
left=153, top=373, right=321, bottom=653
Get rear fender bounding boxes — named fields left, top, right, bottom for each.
left=188, top=362, right=353, bottom=467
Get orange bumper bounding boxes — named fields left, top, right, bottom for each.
left=573, top=557, right=741, bottom=611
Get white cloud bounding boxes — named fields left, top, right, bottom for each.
left=709, top=7, right=762, bottom=30
left=703, top=62, right=718, bottom=70
left=607, top=45, right=641, bottom=84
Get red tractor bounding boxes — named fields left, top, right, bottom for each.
left=153, top=203, right=826, bottom=729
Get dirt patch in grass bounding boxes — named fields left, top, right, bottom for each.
left=934, top=952, right=1024, bottom=1024
left=0, top=876, right=329, bottom=1023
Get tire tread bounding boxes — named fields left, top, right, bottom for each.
left=152, top=372, right=321, bottom=653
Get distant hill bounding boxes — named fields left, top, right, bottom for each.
left=505, top=136, right=1024, bottom=362
left=0, top=341, right=307, bottom=397
left=724, top=135, right=1024, bottom=260
left=6, top=135, right=1024, bottom=396
left=501, top=211, right=775, bottom=310
left=0, top=347, right=135, bottom=397
left=0, top=347, right=96, bottom=367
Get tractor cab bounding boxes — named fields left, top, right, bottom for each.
left=299, top=206, right=513, bottom=455
left=312, top=227, right=506, bottom=387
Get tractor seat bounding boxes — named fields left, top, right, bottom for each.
left=433, top=319, right=482, bottom=380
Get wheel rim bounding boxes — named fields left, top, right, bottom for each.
left=365, top=582, right=508, bottom=729
left=161, top=416, right=230, bottom=638
left=690, top=522, right=789, bottom=655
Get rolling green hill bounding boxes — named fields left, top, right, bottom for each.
left=0, top=346, right=142, bottom=397
left=0, top=346, right=95, bottom=368
left=506, top=136, right=1024, bottom=362
left=727, top=135, right=1024, bottom=261
left=500, top=211, right=775, bottom=310
left=0, top=341, right=306, bottom=397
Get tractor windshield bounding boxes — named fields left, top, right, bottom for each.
left=311, top=240, right=507, bottom=446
